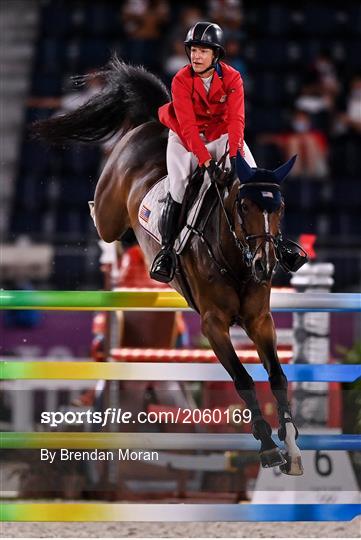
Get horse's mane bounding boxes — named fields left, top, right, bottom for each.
left=31, top=55, right=170, bottom=145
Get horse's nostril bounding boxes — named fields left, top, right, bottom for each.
left=255, top=259, right=265, bottom=274
left=253, top=258, right=273, bottom=282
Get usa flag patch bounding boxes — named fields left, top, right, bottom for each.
left=139, top=205, right=151, bottom=222
left=261, top=191, right=274, bottom=198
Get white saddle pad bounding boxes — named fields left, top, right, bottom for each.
left=138, top=175, right=212, bottom=254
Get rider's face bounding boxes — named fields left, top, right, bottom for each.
left=190, top=46, right=215, bottom=75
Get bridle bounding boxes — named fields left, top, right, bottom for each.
left=237, top=181, right=283, bottom=267
left=187, top=171, right=284, bottom=286
left=188, top=156, right=307, bottom=284
left=214, top=179, right=282, bottom=270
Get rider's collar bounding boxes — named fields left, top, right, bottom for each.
left=215, top=62, right=223, bottom=78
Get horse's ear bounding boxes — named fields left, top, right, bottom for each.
left=273, top=155, right=297, bottom=183
left=236, top=151, right=256, bottom=182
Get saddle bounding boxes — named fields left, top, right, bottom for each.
left=139, top=172, right=207, bottom=253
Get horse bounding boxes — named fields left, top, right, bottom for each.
left=32, top=55, right=303, bottom=475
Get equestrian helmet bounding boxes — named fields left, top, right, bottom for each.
left=184, top=22, right=225, bottom=60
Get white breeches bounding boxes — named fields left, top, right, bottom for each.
left=165, top=130, right=257, bottom=203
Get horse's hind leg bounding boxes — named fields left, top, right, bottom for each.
left=244, top=312, right=303, bottom=475
left=201, top=310, right=286, bottom=469
left=93, top=172, right=131, bottom=243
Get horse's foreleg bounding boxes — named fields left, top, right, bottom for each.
left=201, top=310, right=286, bottom=468
left=245, top=313, right=303, bottom=475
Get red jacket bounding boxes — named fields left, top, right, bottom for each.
left=158, top=62, right=245, bottom=166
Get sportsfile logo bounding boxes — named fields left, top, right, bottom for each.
left=41, top=408, right=136, bottom=428
left=40, top=407, right=252, bottom=427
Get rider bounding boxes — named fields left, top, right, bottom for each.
left=150, top=21, right=256, bottom=283
left=150, top=21, right=306, bottom=283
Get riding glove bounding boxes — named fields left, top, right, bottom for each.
left=206, top=159, right=225, bottom=185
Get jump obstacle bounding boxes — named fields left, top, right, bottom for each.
left=1, top=360, right=360, bottom=382
left=1, top=289, right=360, bottom=311
left=2, top=503, right=359, bottom=522
left=2, top=432, right=360, bottom=451
left=1, top=288, right=360, bottom=522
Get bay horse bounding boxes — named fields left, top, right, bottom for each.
left=33, top=56, right=303, bottom=475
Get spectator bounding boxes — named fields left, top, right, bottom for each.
left=179, top=6, right=206, bottom=31
left=224, top=38, right=247, bottom=76
left=121, top=0, right=169, bottom=73
left=340, top=74, right=361, bottom=135
left=164, top=39, right=188, bottom=82
left=294, top=84, right=334, bottom=134
left=207, top=0, right=244, bottom=38
left=331, top=74, right=361, bottom=178
left=258, top=109, right=328, bottom=178
left=306, top=49, right=340, bottom=101
left=295, top=51, right=340, bottom=133
left=164, top=6, right=205, bottom=49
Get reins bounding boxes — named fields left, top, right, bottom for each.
left=213, top=180, right=254, bottom=267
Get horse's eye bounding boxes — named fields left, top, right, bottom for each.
left=241, top=202, right=248, bottom=213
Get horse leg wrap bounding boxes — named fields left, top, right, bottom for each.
left=277, top=405, right=303, bottom=475
left=277, top=406, right=299, bottom=441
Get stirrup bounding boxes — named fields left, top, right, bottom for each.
left=149, top=248, right=177, bottom=283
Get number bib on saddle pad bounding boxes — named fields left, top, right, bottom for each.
left=138, top=174, right=212, bottom=254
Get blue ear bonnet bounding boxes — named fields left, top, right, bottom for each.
left=238, top=182, right=283, bottom=213
left=236, top=153, right=297, bottom=213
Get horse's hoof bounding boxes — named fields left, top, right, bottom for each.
left=260, top=447, right=287, bottom=468
left=279, top=452, right=304, bottom=476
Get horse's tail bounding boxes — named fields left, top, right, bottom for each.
left=31, top=54, right=170, bottom=144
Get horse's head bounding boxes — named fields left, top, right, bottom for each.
left=234, top=153, right=296, bottom=283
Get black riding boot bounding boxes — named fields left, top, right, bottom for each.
left=150, top=193, right=182, bottom=283
left=276, top=237, right=308, bottom=273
